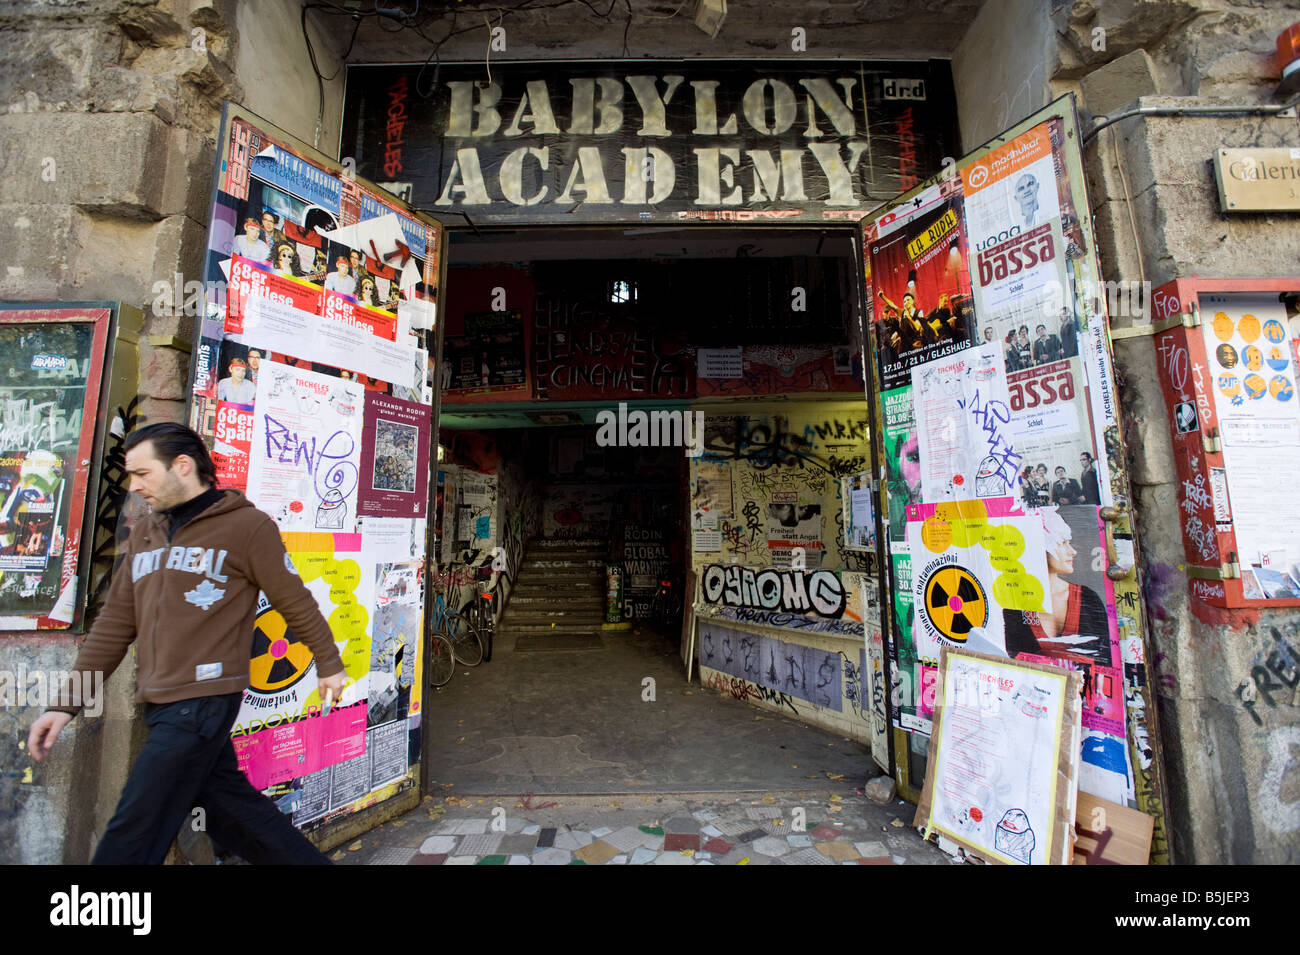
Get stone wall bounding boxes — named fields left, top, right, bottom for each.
left=951, top=0, right=1055, bottom=151
left=1061, top=1, right=1300, bottom=863
left=958, top=0, right=1300, bottom=864
left=0, top=0, right=350, bottom=863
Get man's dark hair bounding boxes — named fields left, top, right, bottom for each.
left=124, top=423, right=217, bottom=486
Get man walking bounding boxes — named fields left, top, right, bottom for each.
left=28, top=423, right=346, bottom=864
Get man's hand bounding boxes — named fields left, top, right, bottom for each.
left=318, top=670, right=347, bottom=708
left=28, top=711, right=73, bottom=763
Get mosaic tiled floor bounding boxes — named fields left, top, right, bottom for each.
left=335, top=789, right=951, bottom=866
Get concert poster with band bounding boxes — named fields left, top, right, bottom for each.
left=870, top=183, right=978, bottom=391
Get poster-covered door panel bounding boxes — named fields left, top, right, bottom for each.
left=191, top=103, right=442, bottom=831
left=863, top=95, right=1168, bottom=862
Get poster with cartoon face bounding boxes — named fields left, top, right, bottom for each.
left=245, top=360, right=366, bottom=533
left=918, top=649, right=1081, bottom=865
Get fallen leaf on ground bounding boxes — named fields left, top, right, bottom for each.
left=829, top=795, right=843, bottom=803
left=890, top=819, right=905, bottom=828
left=331, top=850, right=346, bottom=861
left=347, top=841, right=362, bottom=851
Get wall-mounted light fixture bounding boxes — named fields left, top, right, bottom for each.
left=1279, top=22, right=1300, bottom=95
left=694, top=0, right=726, bottom=38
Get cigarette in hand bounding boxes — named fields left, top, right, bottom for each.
left=323, top=689, right=335, bottom=715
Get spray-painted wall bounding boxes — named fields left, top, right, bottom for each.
left=690, top=403, right=874, bottom=574
left=689, top=401, right=883, bottom=745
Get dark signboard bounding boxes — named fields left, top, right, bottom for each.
left=443, top=308, right=529, bottom=394
left=341, top=60, right=958, bottom=225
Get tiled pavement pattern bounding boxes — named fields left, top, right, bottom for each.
left=336, top=788, right=952, bottom=866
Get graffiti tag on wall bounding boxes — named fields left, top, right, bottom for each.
left=700, top=563, right=846, bottom=617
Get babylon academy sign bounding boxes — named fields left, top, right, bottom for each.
left=341, top=61, right=958, bottom=224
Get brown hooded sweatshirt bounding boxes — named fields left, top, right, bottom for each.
left=49, top=489, right=344, bottom=715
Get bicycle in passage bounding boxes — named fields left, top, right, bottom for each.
left=649, top=572, right=684, bottom=635
left=463, top=567, right=499, bottom=663
left=427, top=591, right=485, bottom=687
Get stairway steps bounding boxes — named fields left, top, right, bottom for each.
left=510, top=579, right=603, bottom=590
left=515, top=568, right=605, bottom=576
left=505, top=594, right=604, bottom=606
left=510, top=584, right=602, bottom=595
left=527, top=539, right=605, bottom=551
left=502, top=620, right=607, bottom=633
left=505, top=615, right=609, bottom=627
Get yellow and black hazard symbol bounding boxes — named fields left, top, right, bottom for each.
left=249, top=607, right=315, bottom=692
left=923, top=566, right=988, bottom=643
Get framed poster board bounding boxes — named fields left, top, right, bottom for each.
left=0, top=305, right=119, bottom=631
left=190, top=102, right=445, bottom=833
left=861, top=94, right=1171, bottom=864
left=1148, top=277, right=1300, bottom=607
left=914, top=647, right=1083, bottom=865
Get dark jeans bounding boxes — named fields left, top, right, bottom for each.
left=92, top=692, right=330, bottom=865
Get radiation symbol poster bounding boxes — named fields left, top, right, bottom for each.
left=231, top=531, right=376, bottom=789
left=905, top=498, right=1050, bottom=662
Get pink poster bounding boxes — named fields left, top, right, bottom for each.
left=233, top=701, right=367, bottom=790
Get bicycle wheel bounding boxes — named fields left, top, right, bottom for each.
left=446, top=612, right=485, bottom=667
left=477, top=596, right=495, bottom=663
left=428, top=630, right=456, bottom=687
